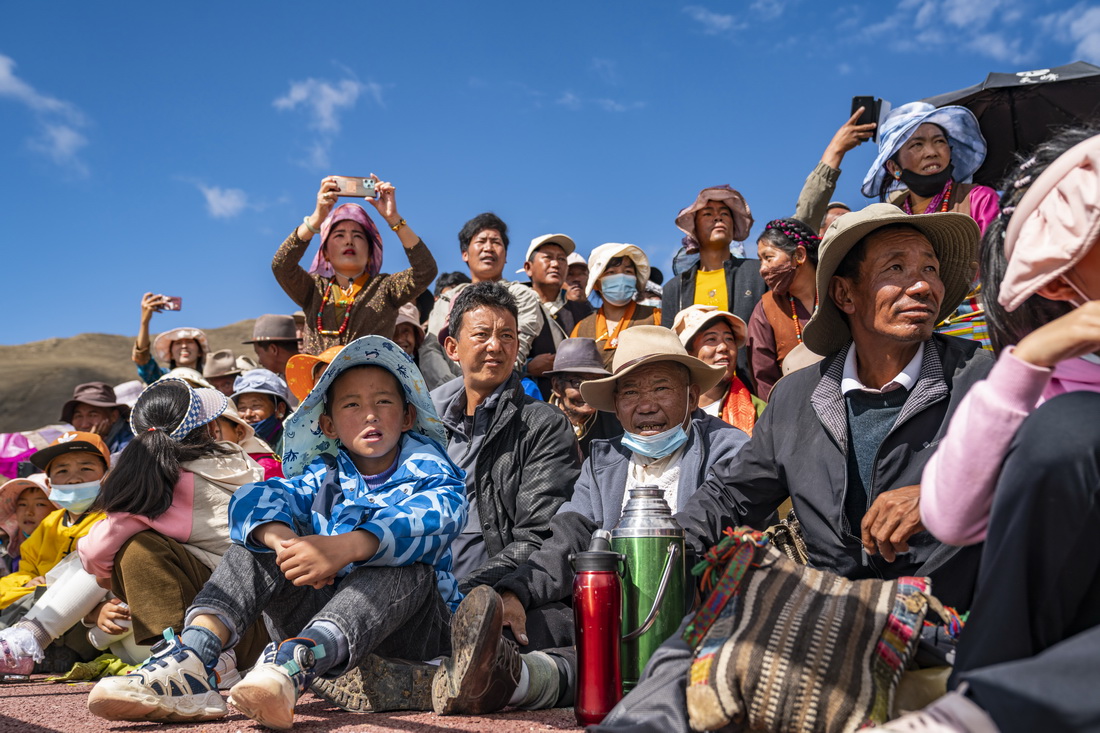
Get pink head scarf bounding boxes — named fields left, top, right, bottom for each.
left=308, top=203, right=384, bottom=279
left=999, top=134, right=1100, bottom=312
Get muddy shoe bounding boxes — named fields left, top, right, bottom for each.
left=432, top=585, right=521, bottom=715
left=310, top=654, right=436, bottom=712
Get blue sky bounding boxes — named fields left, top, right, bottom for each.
left=1, top=1, right=1095, bottom=345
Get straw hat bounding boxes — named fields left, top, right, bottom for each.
left=671, top=304, right=747, bottom=351
left=579, top=326, right=725, bottom=412
left=801, top=203, right=979, bottom=356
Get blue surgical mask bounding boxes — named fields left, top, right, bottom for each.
left=49, top=480, right=100, bottom=514
left=600, top=273, right=638, bottom=306
left=250, top=415, right=282, bottom=442
left=621, top=424, right=689, bottom=459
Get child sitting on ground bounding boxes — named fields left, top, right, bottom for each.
left=0, top=434, right=109, bottom=674
left=87, top=335, right=468, bottom=730
left=0, top=475, right=55, bottom=575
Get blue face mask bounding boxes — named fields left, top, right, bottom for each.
left=49, top=480, right=100, bottom=514
left=620, top=393, right=693, bottom=459
left=600, top=273, right=637, bottom=306
left=249, top=415, right=282, bottom=442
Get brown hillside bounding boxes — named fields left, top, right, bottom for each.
left=0, top=320, right=256, bottom=432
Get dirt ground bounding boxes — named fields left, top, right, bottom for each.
left=0, top=675, right=582, bottom=733
left=0, top=321, right=256, bottom=433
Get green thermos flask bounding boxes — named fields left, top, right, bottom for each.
left=611, top=485, right=686, bottom=692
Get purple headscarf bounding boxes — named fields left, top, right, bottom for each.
left=308, top=203, right=384, bottom=279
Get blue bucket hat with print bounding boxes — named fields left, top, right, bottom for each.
left=280, top=335, right=445, bottom=477
left=861, top=102, right=987, bottom=199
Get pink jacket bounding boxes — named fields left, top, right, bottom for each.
left=920, top=348, right=1100, bottom=545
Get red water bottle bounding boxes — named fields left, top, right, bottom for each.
left=571, top=529, right=625, bottom=726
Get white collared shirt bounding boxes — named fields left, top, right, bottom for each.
left=840, top=342, right=923, bottom=395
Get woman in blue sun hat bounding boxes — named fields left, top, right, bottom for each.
left=861, top=101, right=1001, bottom=349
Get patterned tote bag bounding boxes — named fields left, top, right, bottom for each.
left=683, top=527, right=936, bottom=733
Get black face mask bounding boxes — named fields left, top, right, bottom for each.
left=898, top=162, right=954, bottom=197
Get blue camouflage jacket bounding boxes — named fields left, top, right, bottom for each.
left=228, top=430, right=468, bottom=610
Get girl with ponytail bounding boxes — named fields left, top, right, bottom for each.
left=78, top=378, right=270, bottom=676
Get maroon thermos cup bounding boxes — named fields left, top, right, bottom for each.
left=571, top=529, right=624, bottom=726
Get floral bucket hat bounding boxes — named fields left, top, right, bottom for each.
left=280, top=335, right=445, bottom=477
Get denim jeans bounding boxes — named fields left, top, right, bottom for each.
left=188, top=544, right=452, bottom=677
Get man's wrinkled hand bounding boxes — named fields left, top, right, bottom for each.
left=861, top=484, right=924, bottom=563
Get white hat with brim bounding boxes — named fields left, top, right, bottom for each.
left=861, top=102, right=987, bottom=199
left=153, top=327, right=210, bottom=366
left=526, top=234, right=576, bottom=261
left=279, top=335, right=445, bottom=477
left=802, top=203, right=979, bottom=356
left=586, top=243, right=650, bottom=298
left=580, top=325, right=726, bottom=413
left=672, top=305, right=747, bottom=351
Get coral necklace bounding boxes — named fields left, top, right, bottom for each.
left=789, top=293, right=818, bottom=343
left=903, top=179, right=954, bottom=215
left=316, top=278, right=357, bottom=337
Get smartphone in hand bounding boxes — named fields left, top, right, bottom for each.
left=163, top=296, right=182, bottom=311
left=851, top=96, right=887, bottom=142
left=332, top=176, right=377, bottom=199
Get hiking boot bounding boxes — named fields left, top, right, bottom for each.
left=433, top=585, right=521, bottom=715
left=310, top=654, right=437, bottom=712
left=227, top=638, right=319, bottom=730
left=86, top=629, right=226, bottom=722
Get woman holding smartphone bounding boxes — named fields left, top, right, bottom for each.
left=272, top=175, right=437, bottom=355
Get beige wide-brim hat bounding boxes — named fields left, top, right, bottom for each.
left=672, top=304, right=747, bottom=351
left=153, top=327, right=210, bottom=365
left=802, top=203, right=979, bottom=357
left=525, top=233, right=576, bottom=261
left=580, top=325, right=726, bottom=412
left=586, top=243, right=651, bottom=298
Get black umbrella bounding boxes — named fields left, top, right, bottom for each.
left=923, top=61, right=1100, bottom=187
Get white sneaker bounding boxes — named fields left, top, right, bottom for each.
left=214, top=648, right=242, bottom=690
left=227, top=640, right=317, bottom=731
left=87, top=629, right=226, bottom=722
left=875, top=690, right=999, bottom=733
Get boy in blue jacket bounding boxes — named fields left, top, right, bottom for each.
left=87, top=336, right=467, bottom=730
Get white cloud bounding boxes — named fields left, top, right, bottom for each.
left=596, top=98, right=646, bottom=112
left=197, top=185, right=248, bottom=218
left=556, top=91, right=582, bottom=110
left=0, top=54, right=90, bottom=173
left=1042, top=4, right=1100, bottom=65
left=969, top=32, right=1030, bottom=63
left=683, top=5, right=746, bottom=35
left=750, top=0, right=786, bottom=21
left=274, top=78, right=368, bottom=132
left=591, top=58, right=618, bottom=84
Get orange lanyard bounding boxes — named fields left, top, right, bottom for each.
left=596, top=302, right=636, bottom=349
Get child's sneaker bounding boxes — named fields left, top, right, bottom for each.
left=228, top=638, right=321, bottom=730
left=86, top=629, right=226, bottom=722
left=214, top=648, right=242, bottom=690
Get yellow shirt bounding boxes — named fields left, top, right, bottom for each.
left=694, top=268, right=727, bottom=308
left=0, top=508, right=104, bottom=609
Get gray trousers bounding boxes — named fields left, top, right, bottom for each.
left=190, top=544, right=452, bottom=677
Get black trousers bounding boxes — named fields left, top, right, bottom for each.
left=951, top=392, right=1100, bottom=730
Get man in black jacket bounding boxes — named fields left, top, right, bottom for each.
left=430, top=282, right=581, bottom=594
left=661, top=186, right=767, bottom=389
left=590, top=203, right=995, bottom=732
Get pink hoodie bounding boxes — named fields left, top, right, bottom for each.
left=920, top=347, right=1100, bottom=545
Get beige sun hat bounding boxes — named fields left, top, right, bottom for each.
left=153, top=327, right=210, bottom=365
left=586, top=243, right=651, bottom=298
left=672, top=304, right=747, bottom=351
left=801, top=203, right=979, bottom=357
left=580, top=325, right=726, bottom=412
left=526, top=233, right=576, bottom=261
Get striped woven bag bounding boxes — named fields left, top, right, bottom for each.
left=683, top=527, right=933, bottom=733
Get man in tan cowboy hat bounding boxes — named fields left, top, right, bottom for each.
left=662, top=186, right=767, bottom=390
left=587, top=203, right=996, bottom=733
left=242, top=314, right=301, bottom=379
left=431, top=325, right=749, bottom=717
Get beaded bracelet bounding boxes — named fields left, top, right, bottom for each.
left=390, top=218, right=407, bottom=232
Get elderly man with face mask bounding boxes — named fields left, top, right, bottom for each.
left=586, top=203, right=996, bottom=733
left=429, top=325, right=749, bottom=717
